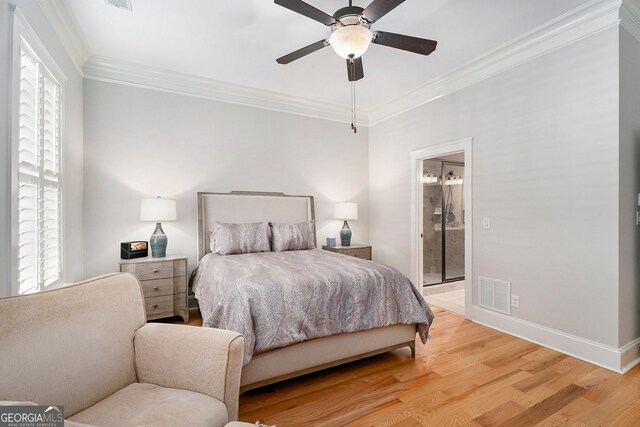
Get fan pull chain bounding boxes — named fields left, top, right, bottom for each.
left=351, top=79, right=357, bottom=134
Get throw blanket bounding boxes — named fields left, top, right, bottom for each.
left=191, top=249, right=434, bottom=365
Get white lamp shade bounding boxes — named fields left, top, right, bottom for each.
left=140, top=198, right=176, bottom=222
left=329, top=25, right=373, bottom=59
left=335, top=202, right=358, bottom=220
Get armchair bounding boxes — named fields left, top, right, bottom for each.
left=0, top=273, right=246, bottom=427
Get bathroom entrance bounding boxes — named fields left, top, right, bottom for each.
left=411, top=138, right=471, bottom=317
left=422, top=153, right=465, bottom=286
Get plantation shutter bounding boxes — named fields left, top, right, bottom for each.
left=17, top=47, right=40, bottom=294
left=16, top=45, right=63, bottom=294
left=41, top=72, right=62, bottom=287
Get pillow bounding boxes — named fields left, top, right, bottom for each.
left=209, top=223, right=221, bottom=253
left=270, top=221, right=316, bottom=252
left=209, top=222, right=271, bottom=256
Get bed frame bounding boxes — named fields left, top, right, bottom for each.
left=196, top=191, right=417, bottom=393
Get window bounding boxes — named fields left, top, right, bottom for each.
left=12, top=12, right=65, bottom=295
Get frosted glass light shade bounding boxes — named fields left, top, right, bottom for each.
left=335, top=202, right=358, bottom=220
left=329, top=25, right=373, bottom=59
left=444, top=174, right=463, bottom=186
left=140, top=197, right=176, bottom=222
left=422, top=172, right=438, bottom=184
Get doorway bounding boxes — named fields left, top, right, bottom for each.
left=410, top=138, right=472, bottom=318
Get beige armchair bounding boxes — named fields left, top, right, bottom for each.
left=0, top=273, right=245, bottom=427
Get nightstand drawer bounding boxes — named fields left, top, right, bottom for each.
left=140, top=278, right=175, bottom=296
left=135, top=262, right=174, bottom=280
left=347, top=248, right=371, bottom=260
left=322, top=244, right=372, bottom=260
left=144, top=295, right=174, bottom=319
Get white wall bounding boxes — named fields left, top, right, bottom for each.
left=82, top=79, right=369, bottom=277
left=619, top=28, right=640, bottom=349
left=0, top=0, right=84, bottom=297
left=369, top=28, right=620, bottom=348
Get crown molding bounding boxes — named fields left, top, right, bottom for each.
left=621, top=0, right=640, bottom=42
left=83, top=57, right=370, bottom=126
left=77, top=0, right=624, bottom=127
left=34, top=0, right=91, bottom=75
left=369, top=0, right=623, bottom=126
left=34, top=0, right=363, bottom=125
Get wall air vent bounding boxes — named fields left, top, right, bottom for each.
left=105, top=0, right=132, bottom=11
left=479, top=276, right=511, bottom=315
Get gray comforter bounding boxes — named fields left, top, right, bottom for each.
left=191, top=249, right=434, bottom=365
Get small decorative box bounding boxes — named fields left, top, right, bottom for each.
left=326, top=237, right=337, bottom=247
left=121, top=241, right=148, bottom=259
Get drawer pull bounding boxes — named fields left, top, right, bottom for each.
left=153, top=287, right=159, bottom=291
left=153, top=304, right=158, bottom=309
left=152, top=269, right=158, bottom=273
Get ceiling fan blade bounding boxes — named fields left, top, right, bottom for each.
left=347, top=57, right=364, bottom=81
left=361, top=0, right=406, bottom=24
left=372, top=31, right=437, bottom=55
left=274, top=0, right=338, bottom=26
left=276, top=40, right=329, bottom=64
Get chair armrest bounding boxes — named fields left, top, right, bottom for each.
left=133, top=323, right=244, bottom=421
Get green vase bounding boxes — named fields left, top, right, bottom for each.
left=340, top=220, right=352, bottom=246
left=150, top=222, right=168, bottom=257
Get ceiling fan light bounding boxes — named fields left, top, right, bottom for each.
left=329, top=25, right=373, bottom=59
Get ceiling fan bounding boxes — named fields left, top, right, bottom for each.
left=274, top=0, right=438, bottom=82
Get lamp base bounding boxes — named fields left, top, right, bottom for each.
left=340, top=220, right=352, bottom=246
left=150, top=222, right=168, bottom=258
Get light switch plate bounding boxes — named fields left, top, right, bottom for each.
left=637, top=211, right=640, bottom=226
left=483, top=217, right=491, bottom=229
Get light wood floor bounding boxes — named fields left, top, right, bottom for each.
left=176, top=307, right=640, bottom=426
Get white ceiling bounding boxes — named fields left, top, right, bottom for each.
left=68, top=0, right=590, bottom=110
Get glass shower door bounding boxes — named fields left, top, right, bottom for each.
left=443, top=163, right=465, bottom=281
left=422, top=159, right=443, bottom=286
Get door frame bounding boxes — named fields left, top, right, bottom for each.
left=410, top=137, right=473, bottom=318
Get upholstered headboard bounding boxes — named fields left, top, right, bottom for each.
left=197, top=191, right=316, bottom=261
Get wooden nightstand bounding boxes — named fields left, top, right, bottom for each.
left=119, top=255, right=189, bottom=323
left=322, top=244, right=372, bottom=260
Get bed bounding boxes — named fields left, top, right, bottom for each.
left=192, top=191, right=434, bottom=393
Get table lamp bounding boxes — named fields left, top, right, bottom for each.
left=140, top=197, right=176, bottom=257
left=334, top=202, right=358, bottom=246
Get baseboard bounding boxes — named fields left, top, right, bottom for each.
left=470, top=305, right=638, bottom=374
left=619, top=337, right=640, bottom=373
